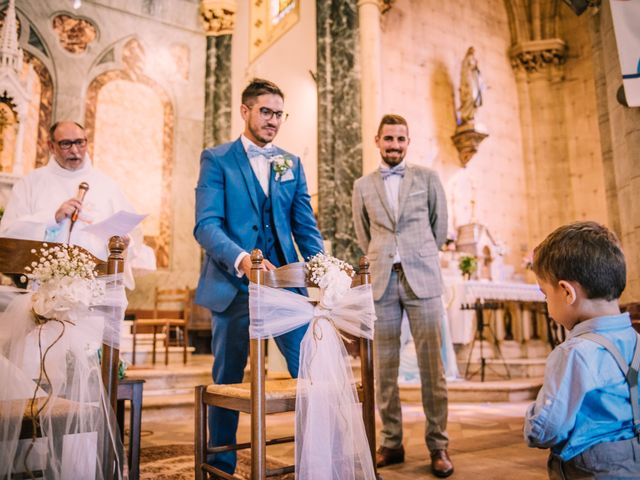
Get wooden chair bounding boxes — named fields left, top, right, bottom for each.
left=131, top=286, right=191, bottom=365
left=0, top=236, right=125, bottom=480
left=194, top=249, right=377, bottom=480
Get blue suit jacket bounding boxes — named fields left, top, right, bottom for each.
left=194, top=138, right=324, bottom=313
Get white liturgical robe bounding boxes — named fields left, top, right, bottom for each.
left=0, top=156, right=155, bottom=288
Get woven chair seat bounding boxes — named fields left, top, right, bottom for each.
left=203, top=379, right=298, bottom=414
left=206, top=378, right=298, bottom=400
left=134, top=318, right=186, bottom=327
left=23, top=397, right=87, bottom=418
left=1, top=397, right=98, bottom=438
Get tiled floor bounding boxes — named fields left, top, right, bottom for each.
left=140, top=400, right=548, bottom=479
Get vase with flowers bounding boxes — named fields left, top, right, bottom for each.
left=458, top=255, right=477, bottom=280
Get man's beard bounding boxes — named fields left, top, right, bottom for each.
left=249, top=122, right=278, bottom=145
left=381, top=150, right=405, bottom=167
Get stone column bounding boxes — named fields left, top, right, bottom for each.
left=357, top=0, right=382, bottom=174
left=589, top=1, right=640, bottom=301
left=200, top=0, right=235, bottom=148
left=509, top=39, right=569, bottom=245
left=316, top=0, right=362, bottom=265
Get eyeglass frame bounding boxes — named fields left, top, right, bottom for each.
left=54, top=138, right=88, bottom=150
left=245, top=105, right=289, bottom=122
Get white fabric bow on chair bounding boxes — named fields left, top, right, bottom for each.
left=0, top=276, right=127, bottom=480
left=249, top=282, right=377, bottom=480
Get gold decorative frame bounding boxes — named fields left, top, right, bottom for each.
left=249, top=0, right=300, bottom=62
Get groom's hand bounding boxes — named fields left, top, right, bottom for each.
left=239, top=256, right=277, bottom=277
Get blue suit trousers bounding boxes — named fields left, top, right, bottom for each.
left=207, top=291, right=307, bottom=473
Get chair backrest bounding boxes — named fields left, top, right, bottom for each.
left=153, top=287, right=191, bottom=320
left=248, top=249, right=370, bottom=288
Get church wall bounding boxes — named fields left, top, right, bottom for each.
left=229, top=0, right=319, bottom=208
left=378, top=0, right=529, bottom=272
left=14, top=0, right=206, bottom=308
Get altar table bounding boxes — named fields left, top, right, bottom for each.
left=444, top=278, right=545, bottom=344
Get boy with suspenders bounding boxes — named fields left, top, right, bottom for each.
left=524, top=221, right=640, bottom=479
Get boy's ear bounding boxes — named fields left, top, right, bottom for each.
left=558, top=280, right=577, bottom=305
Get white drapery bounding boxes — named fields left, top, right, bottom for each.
left=0, top=275, right=127, bottom=479
left=249, top=282, right=376, bottom=480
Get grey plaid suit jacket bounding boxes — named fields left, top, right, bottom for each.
left=352, top=164, right=448, bottom=301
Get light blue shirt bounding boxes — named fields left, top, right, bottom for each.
left=524, top=313, right=638, bottom=460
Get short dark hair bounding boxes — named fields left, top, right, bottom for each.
left=377, top=114, right=409, bottom=136
left=533, top=221, right=626, bottom=301
left=49, top=121, right=85, bottom=140
left=241, top=78, right=284, bottom=106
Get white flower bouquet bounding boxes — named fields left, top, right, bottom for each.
left=306, top=253, right=355, bottom=310
left=25, top=243, right=103, bottom=322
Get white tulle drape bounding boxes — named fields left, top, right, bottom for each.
left=0, top=275, right=127, bottom=480
left=249, top=282, right=376, bottom=480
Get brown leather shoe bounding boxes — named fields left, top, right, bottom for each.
left=431, top=449, right=454, bottom=478
left=376, top=445, right=405, bottom=468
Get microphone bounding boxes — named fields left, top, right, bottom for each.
left=71, top=182, right=89, bottom=223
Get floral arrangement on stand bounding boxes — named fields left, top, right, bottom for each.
left=306, top=253, right=354, bottom=309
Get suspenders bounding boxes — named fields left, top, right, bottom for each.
left=577, top=331, right=640, bottom=441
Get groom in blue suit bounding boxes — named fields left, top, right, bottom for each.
left=194, top=78, right=324, bottom=474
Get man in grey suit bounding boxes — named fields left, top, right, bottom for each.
left=352, top=114, right=453, bottom=478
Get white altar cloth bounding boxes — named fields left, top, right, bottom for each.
left=444, top=278, right=544, bottom=344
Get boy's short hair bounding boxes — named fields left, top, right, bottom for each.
left=241, top=78, right=284, bottom=106
left=533, top=221, right=626, bottom=301
left=377, top=114, right=409, bottom=136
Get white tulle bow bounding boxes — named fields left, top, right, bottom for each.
left=0, top=275, right=127, bottom=480
left=249, top=282, right=376, bottom=480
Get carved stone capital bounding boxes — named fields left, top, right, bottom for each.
left=509, top=39, right=567, bottom=74
left=380, top=0, right=395, bottom=14
left=451, top=123, right=488, bottom=168
left=357, top=0, right=394, bottom=13
left=200, top=0, right=236, bottom=36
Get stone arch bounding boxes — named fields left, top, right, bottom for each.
left=85, top=38, right=174, bottom=269
left=0, top=6, right=54, bottom=170
left=24, top=51, right=53, bottom=169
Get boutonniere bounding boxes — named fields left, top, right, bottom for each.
left=271, top=154, right=294, bottom=180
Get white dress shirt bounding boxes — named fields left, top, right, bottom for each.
left=380, top=159, right=405, bottom=264
left=241, top=135, right=272, bottom=197
left=234, top=135, right=276, bottom=276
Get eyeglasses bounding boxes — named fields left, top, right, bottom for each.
left=56, top=138, right=87, bottom=150
left=248, top=106, right=289, bottom=122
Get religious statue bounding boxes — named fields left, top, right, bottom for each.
left=451, top=46, right=488, bottom=167
left=458, top=46, right=484, bottom=125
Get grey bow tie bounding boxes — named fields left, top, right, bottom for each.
left=247, top=144, right=277, bottom=160
left=379, top=164, right=405, bottom=180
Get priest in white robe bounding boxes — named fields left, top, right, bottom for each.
left=0, top=120, right=155, bottom=288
